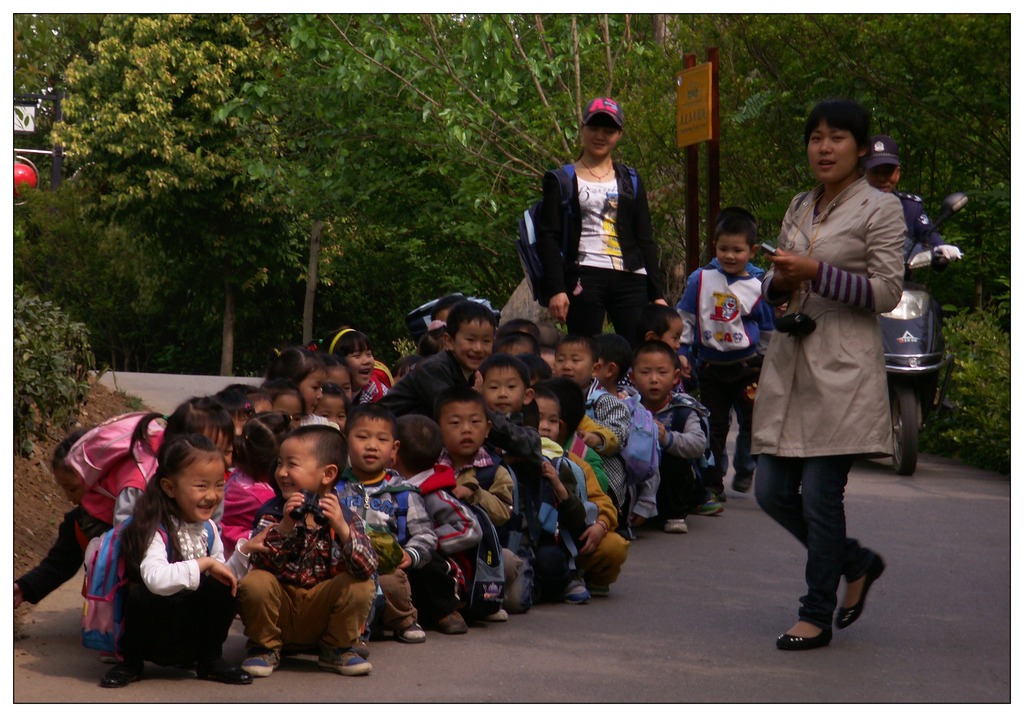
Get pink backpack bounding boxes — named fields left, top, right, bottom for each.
left=64, top=412, right=163, bottom=498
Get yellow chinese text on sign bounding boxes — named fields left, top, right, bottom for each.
left=676, top=64, right=712, bottom=148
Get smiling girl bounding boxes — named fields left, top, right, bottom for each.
left=102, top=434, right=251, bottom=688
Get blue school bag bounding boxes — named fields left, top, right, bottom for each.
left=621, top=392, right=662, bottom=487
left=81, top=519, right=215, bottom=657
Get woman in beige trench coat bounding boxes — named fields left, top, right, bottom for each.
left=751, top=99, right=906, bottom=651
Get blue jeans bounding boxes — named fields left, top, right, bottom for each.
left=755, top=454, right=875, bottom=630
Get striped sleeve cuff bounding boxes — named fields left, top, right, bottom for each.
left=812, top=261, right=874, bottom=311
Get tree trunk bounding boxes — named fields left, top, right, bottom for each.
left=220, top=281, right=235, bottom=376
left=302, top=221, right=324, bottom=345
left=652, top=15, right=666, bottom=46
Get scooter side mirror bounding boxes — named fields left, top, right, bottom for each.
left=932, top=192, right=968, bottom=232
left=940, top=192, right=968, bottom=219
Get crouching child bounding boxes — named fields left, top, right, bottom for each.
left=236, top=425, right=378, bottom=678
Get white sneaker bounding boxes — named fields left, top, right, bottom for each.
left=396, top=622, right=427, bottom=643
left=663, top=518, right=688, bottom=534
left=484, top=608, right=509, bottom=622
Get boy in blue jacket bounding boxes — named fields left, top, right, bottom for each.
left=676, top=207, right=774, bottom=502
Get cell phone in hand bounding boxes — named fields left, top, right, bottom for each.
left=760, top=243, right=777, bottom=256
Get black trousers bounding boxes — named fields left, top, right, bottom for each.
left=121, top=576, right=237, bottom=668
left=697, top=356, right=762, bottom=493
left=406, top=552, right=461, bottom=626
left=566, top=266, right=648, bottom=345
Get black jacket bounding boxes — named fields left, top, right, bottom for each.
left=537, top=161, right=664, bottom=302
left=379, top=350, right=542, bottom=468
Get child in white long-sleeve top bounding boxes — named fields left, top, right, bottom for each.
left=100, top=434, right=253, bottom=689
left=631, top=340, right=713, bottom=535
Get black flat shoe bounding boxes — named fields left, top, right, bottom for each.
left=836, top=553, right=886, bottom=630
left=101, top=663, right=143, bottom=688
left=776, top=627, right=833, bottom=651
left=197, top=660, right=254, bottom=685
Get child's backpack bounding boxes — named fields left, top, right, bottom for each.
left=666, top=393, right=715, bottom=470
left=621, top=393, right=662, bottom=487
left=517, top=164, right=638, bottom=306
left=474, top=451, right=522, bottom=553
left=65, top=412, right=163, bottom=497
left=81, top=520, right=214, bottom=657
left=461, top=504, right=505, bottom=620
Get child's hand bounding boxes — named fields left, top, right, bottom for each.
left=582, top=432, right=604, bottom=450
left=14, top=583, right=24, bottom=609
left=654, top=419, right=667, bottom=444
left=541, top=461, right=558, bottom=483
left=679, top=355, right=692, bottom=379
left=242, top=526, right=273, bottom=555
left=578, top=521, right=607, bottom=556
left=399, top=550, right=413, bottom=570
left=319, top=492, right=351, bottom=542
left=278, top=492, right=306, bottom=533
left=206, top=560, right=238, bottom=596
left=628, top=513, right=646, bottom=527
left=452, top=484, right=474, bottom=501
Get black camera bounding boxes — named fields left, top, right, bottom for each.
left=289, top=490, right=328, bottom=525
left=776, top=312, right=817, bottom=337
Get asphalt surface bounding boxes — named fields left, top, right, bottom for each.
left=10, top=372, right=1012, bottom=703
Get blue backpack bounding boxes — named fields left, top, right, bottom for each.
left=517, top=164, right=638, bottom=305
left=621, top=393, right=662, bottom=487
left=81, top=520, right=215, bottom=657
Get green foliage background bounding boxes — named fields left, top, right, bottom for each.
left=13, top=13, right=1009, bottom=471
left=13, top=288, right=95, bottom=456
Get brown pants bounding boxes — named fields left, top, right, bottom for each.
left=577, top=531, right=629, bottom=587
left=237, top=569, right=375, bottom=652
left=377, top=568, right=418, bottom=631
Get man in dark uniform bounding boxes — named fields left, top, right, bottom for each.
left=863, top=134, right=963, bottom=261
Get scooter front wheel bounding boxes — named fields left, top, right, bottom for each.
left=891, top=384, right=920, bottom=475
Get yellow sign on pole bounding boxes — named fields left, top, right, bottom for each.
left=676, top=64, right=712, bottom=148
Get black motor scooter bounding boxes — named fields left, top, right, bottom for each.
left=879, top=192, right=968, bottom=475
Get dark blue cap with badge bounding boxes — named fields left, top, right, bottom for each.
left=864, top=134, right=901, bottom=169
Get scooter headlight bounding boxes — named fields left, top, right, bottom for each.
left=882, top=290, right=930, bottom=320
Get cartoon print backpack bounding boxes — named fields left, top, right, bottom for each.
left=65, top=412, right=163, bottom=497
left=81, top=519, right=214, bottom=657
left=621, top=392, right=662, bottom=487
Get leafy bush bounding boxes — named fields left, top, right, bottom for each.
left=920, top=305, right=1009, bottom=474
left=14, top=287, right=94, bottom=456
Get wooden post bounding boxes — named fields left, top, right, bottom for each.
left=706, top=47, right=720, bottom=257
left=684, top=53, right=700, bottom=276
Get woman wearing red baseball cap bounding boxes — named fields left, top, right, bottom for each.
left=536, top=97, right=666, bottom=344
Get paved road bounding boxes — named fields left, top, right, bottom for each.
left=12, top=372, right=1011, bottom=703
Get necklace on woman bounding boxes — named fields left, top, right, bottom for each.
left=578, top=157, right=613, bottom=181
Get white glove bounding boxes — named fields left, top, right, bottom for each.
left=936, top=244, right=963, bottom=261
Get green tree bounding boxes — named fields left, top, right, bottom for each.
left=55, top=14, right=302, bottom=375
